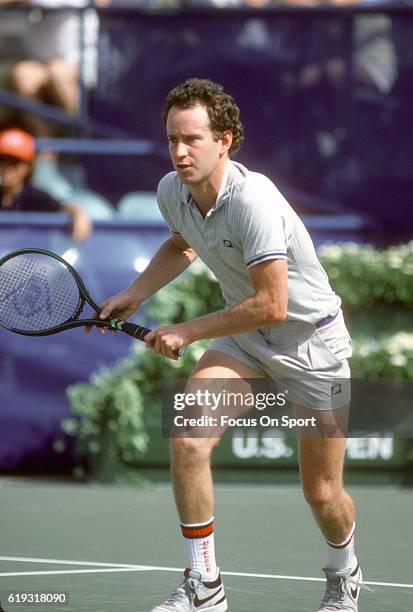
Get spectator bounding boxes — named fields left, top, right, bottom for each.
left=0, top=127, right=92, bottom=241
left=1, top=0, right=90, bottom=137
left=1, top=1, right=98, bottom=200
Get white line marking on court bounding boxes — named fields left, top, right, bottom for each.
left=0, top=556, right=412, bottom=589
left=0, top=569, right=151, bottom=577
left=0, top=556, right=145, bottom=568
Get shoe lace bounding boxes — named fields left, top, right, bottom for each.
left=156, top=575, right=202, bottom=610
left=156, top=582, right=189, bottom=610
left=320, top=569, right=373, bottom=609
left=320, top=578, right=347, bottom=608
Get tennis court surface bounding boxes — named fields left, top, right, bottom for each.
left=0, top=479, right=412, bottom=611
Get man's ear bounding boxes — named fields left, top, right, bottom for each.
left=220, top=131, right=233, bottom=154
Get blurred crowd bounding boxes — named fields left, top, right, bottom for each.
left=0, top=0, right=402, bottom=135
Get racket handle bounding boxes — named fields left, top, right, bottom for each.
left=119, top=321, right=151, bottom=342
left=117, top=321, right=186, bottom=358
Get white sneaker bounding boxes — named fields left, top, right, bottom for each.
left=316, top=561, right=368, bottom=611
left=149, top=568, right=227, bottom=611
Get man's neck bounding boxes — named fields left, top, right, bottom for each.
left=189, top=158, right=229, bottom=216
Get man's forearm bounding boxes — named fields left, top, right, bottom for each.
left=183, top=292, right=286, bottom=343
left=128, top=237, right=197, bottom=303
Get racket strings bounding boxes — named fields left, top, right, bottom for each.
left=0, top=254, right=81, bottom=331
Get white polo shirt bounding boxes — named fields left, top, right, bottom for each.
left=157, top=160, right=340, bottom=329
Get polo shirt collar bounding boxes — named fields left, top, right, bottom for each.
left=178, top=160, right=239, bottom=211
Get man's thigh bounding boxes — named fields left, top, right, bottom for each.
left=293, top=402, right=350, bottom=438
left=191, top=349, right=267, bottom=380
left=170, top=350, right=268, bottom=440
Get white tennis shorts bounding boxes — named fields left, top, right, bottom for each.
left=209, top=310, right=352, bottom=410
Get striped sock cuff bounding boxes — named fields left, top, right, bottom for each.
left=326, top=522, right=356, bottom=549
left=181, top=517, right=214, bottom=540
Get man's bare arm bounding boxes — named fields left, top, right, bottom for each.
left=184, top=259, right=287, bottom=340
left=145, top=259, right=288, bottom=358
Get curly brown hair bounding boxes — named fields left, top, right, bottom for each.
left=162, top=78, right=244, bottom=155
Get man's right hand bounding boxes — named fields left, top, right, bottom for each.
left=84, top=288, right=141, bottom=334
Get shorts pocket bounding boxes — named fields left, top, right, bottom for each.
left=317, top=321, right=353, bottom=362
left=302, top=323, right=352, bottom=372
left=298, top=332, right=343, bottom=371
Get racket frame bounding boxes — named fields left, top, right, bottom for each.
left=0, top=248, right=148, bottom=341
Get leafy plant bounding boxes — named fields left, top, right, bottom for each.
left=319, top=241, right=413, bottom=310
left=351, top=332, right=413, bottom=378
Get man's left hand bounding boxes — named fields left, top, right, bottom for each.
left=144, top=323, right=192, bottom=360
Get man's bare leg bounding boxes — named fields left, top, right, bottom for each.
left=297, top=404, right=354, bottom=543
left=171, top=350, right=266, bottom=524
left=47, top=59, right=79, bottom=115
left=153, top=350, right=267, bottom=611
left=298, top=406, right=362, bottom=611
left=9, top=60, right=52, bottom=137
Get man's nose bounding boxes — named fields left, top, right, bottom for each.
left=175, top=142, right=188, bottom=158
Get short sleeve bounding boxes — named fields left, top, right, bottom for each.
left=156, top=173, right=181, bottom=235
left=233, top=178, right=290, bottom=269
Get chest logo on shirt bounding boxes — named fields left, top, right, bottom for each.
left=223, top=239, right=233, bottom=248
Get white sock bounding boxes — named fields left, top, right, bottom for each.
left=181, top=517, right=218, bottom=581
left=325, top=522, right=356, bottom=571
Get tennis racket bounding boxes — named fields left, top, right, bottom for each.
left=0, top=248, right=185, bottom=358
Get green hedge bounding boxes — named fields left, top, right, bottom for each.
left=318, top=242, right=413, bottom=310
left=58, top=243, right=413, bottom=477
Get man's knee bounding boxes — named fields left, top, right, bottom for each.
left=10, top=61, right=48, bottom=95
left=171, top=436, right=219, bottom=466
left=302, top=479, right=342, bottom=511
left=48, top=59, right=77, bottom=83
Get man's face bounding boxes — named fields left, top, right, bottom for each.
left=166, top=103, right=229, bottom=187
left=0, top=156, right=31, bottom=192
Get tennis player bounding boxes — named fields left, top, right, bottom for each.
left=97, top=79, right=364, bottom=611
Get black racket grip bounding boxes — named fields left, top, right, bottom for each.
left=119, top=321, right=151, bottom=342
left=119, top=321, right=185, bottom=358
